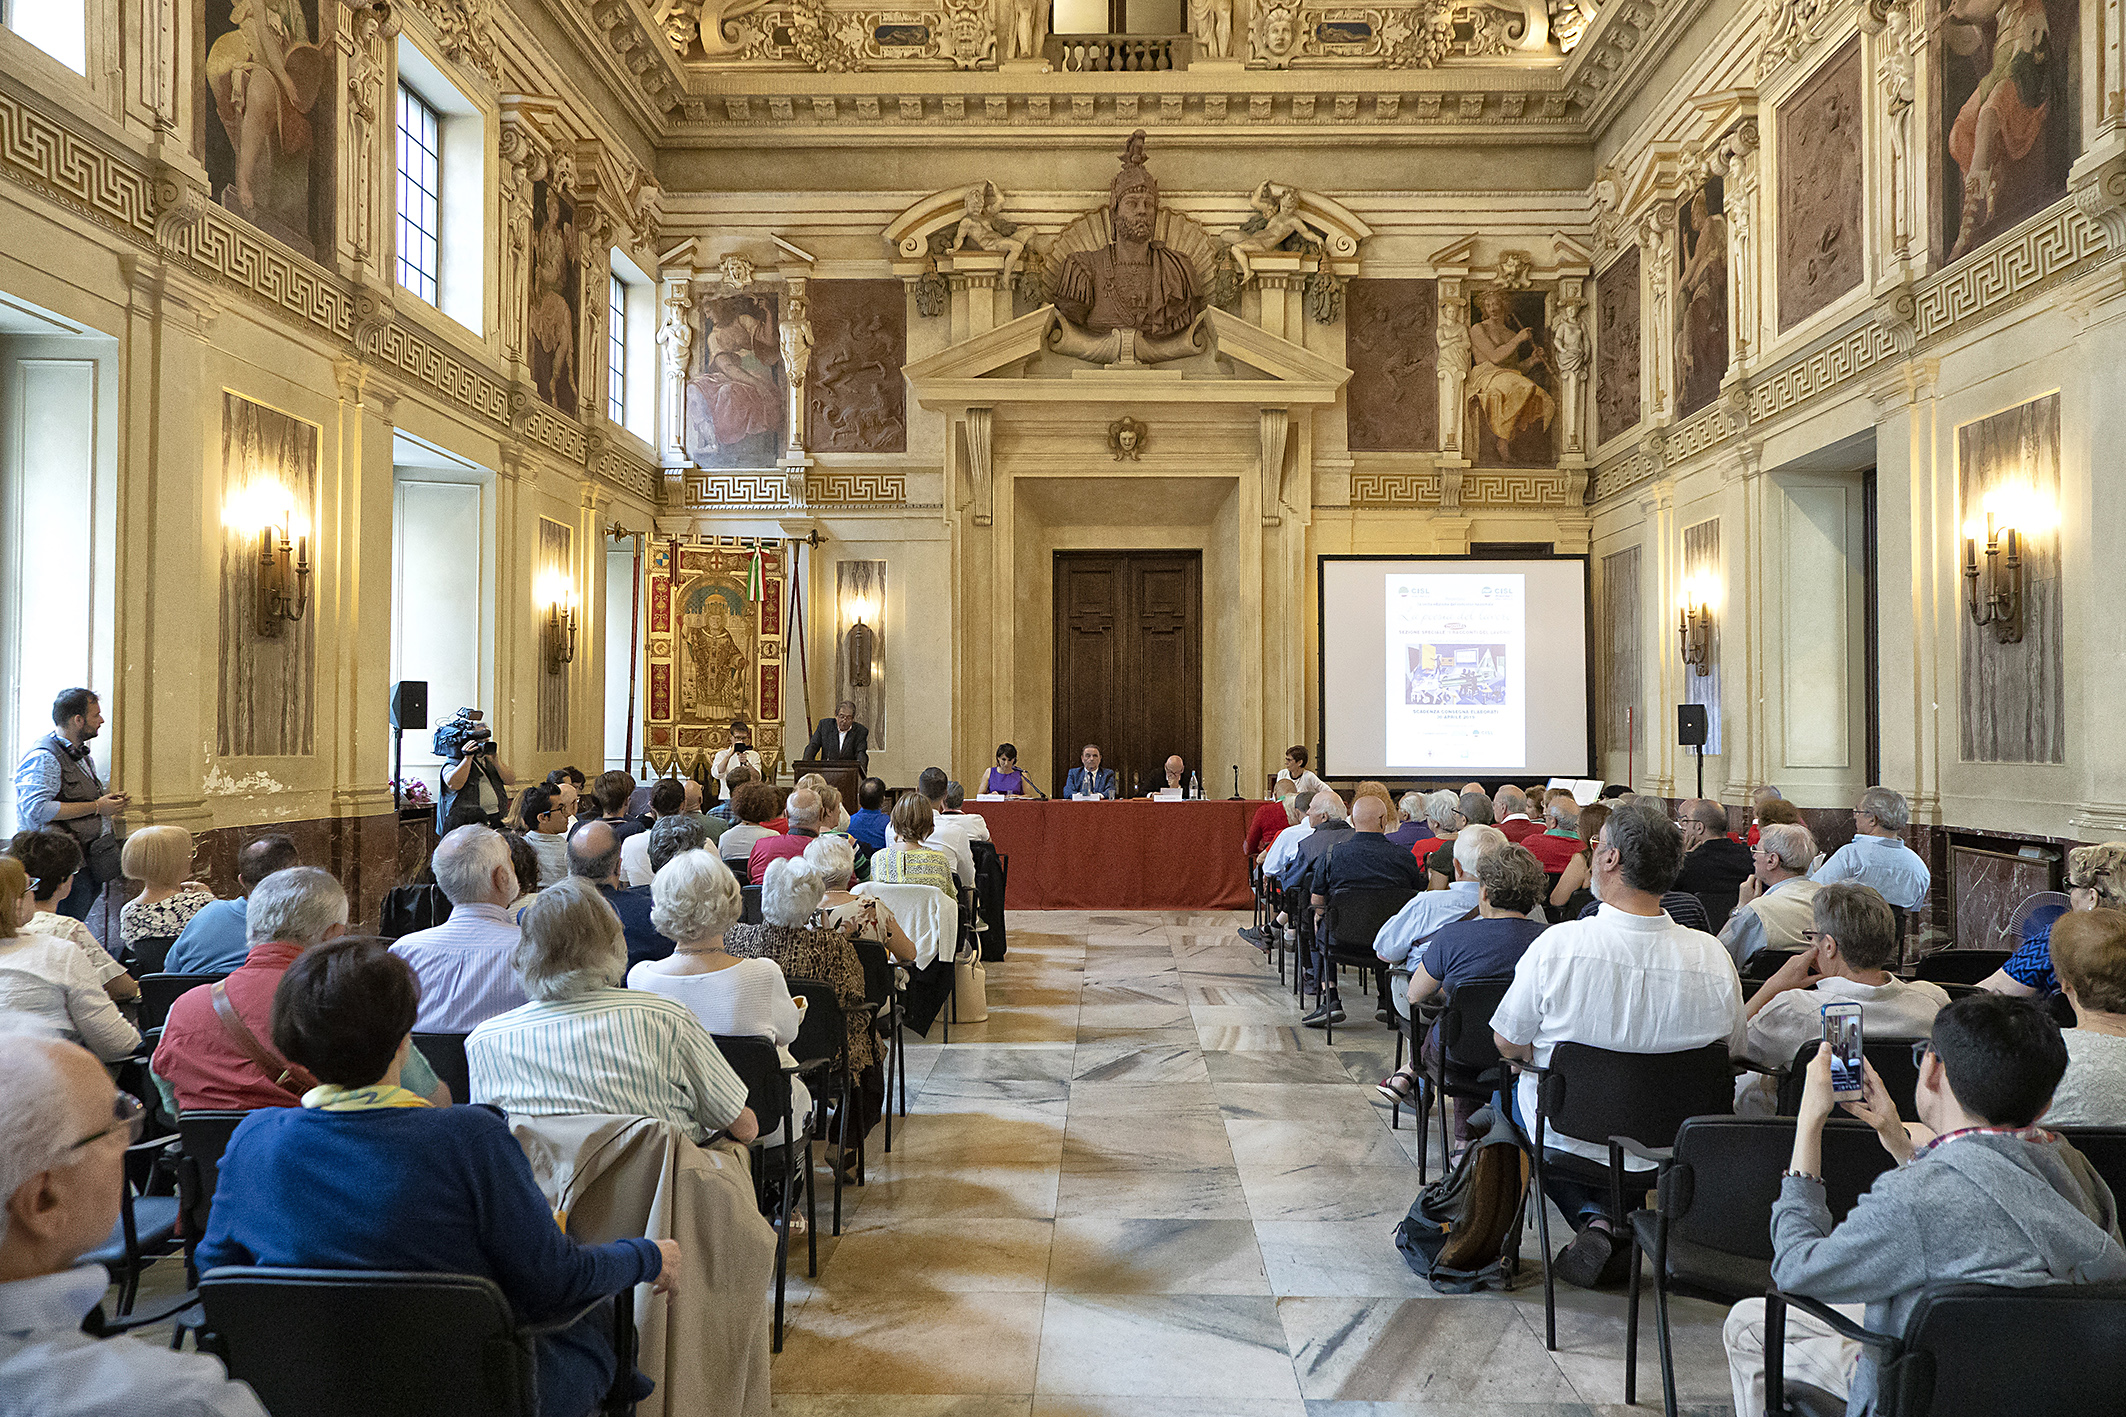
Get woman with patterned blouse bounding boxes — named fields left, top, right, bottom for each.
left=865, top=792, right=955, bottom=895
left=117, top=825, right=215, bottom=971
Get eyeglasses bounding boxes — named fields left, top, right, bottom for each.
left=1911, top=1040, right=1934, bottom=1070
left=1799, top=929, right=1823, bottom=944
left=68, top=1091, right=145, bottom=1153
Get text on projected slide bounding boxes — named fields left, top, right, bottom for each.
left=1385, top=574, right=1527, bottom=769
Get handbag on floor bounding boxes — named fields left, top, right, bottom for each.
left=1392, top=1102, right=1530, bottom=1294
left=953, top=946, right=989, bottom=1022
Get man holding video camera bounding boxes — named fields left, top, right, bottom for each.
left=435, top=707, right=515, bottom=830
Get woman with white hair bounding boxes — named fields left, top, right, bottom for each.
left=1984, top=841, right=2126, bottom=1000
left=468, top=877, right=758, bottom=1145
left=807, top=834, right=917, bottom=963
left=1386, top=791, right=1435, bottom=851
left=724, top=858, right=881, bottom=1148
left=629, top=850, right=811, bottom=1142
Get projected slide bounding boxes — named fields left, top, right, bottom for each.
left=1319, top=557, right=1591, bottom=779
left=1386, top=575, right=1525, bottom=769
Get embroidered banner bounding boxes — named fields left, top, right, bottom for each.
left=640, top=537, right=788, bottom=778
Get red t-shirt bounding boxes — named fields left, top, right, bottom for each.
left=1245, top=802, right=1288, bottom=857
left=1524, top=829, right=1584, bottom=874
left=151, top=941, right=308, bottom=1112
left=1497, top=817, right=1543, bottom=844
left=749, top=830, right=818, bottom=883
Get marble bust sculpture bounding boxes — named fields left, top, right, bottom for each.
left=1051, top=131, right=1206, bottom=364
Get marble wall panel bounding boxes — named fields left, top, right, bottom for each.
left=1682, top=517, right=1723, bottom=756
left=1675, top=177, right=1729, bottom=419
left=1950, top=842, right=2057, bottom=949
left=1344, top=279, right=1438, bottom=452
left=537, top=517, right=572, bottom=752
left=1957, top=392, right=2064, bottom=763
left=217, top=393, right=317, bottom=758
left=1930, top=0, right=2081, bottom=267
left=1595, top=247, right=1642, bottom=447
left=190, top=810, right=402, bottom=931
left=1778, top=39, right=1865, bottom=329
left=836, top=559, right=888, bottom=750
left=1600, top=544, right=1643, bottom=765
left=805, top=279, right=908, bottom=454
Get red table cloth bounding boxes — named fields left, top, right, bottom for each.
left=968, top=798, right=1271, bottom=911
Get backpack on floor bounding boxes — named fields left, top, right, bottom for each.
left=1392, top=1102, right=1531, bottom=1294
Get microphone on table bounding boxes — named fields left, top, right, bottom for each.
left=1026, top=777, right=1049, bottom=800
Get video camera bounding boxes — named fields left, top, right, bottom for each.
left=432, top=706, right=497, bottom=763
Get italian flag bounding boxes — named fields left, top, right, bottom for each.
left=744, top=546, right=764, bottom=604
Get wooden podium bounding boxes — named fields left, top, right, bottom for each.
left=792, top=759, right=863, bottom=811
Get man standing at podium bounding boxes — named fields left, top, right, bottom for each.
left=803, top=699, right=869, bottom=774
left=1064, top=744, right=1116, bottom=799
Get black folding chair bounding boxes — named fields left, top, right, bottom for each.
left=740, top=884, right=764, bottom=924
left=126, top=934, right=180, bottom=976
left=1515, top=1040, right=1735, bottom=1350
left=1621, top=1116, right=1896, bottom=1415
left=1315, top=885, right=1418, bottom=1043
left=710, top=1034, right=814, bottom=1351
left=787, top=978, right=862, bottom=1236
left=136, top=972, right=227, bottom=1033
left=2055, top=1126, right=2126, bottom=1201
left=81, top=1129, right=185, bottom=1316
left=412, top=1031, right=471, bottom=1105
left=1766, top=1280, right=2126, bottom=1417
left=174, top=1110, right=247, bottom=1277
left=1399, top=977, right=1516, bottom=1184
left=379, top=884, right=453, bottom=939
left=851, top=938, right=903, bottom=1152
left=1742, top=946, right=1807, bottom=987
left=1911, top=949, right=2012, bottom=986
left=1774, top=1037, right=1926, bottom=1118
left=199, top=1267, right=640, bottom=1416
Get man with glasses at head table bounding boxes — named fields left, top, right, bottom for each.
left=0, top=1019, right=269, bottom=1415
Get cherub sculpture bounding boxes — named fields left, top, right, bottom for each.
left=950, top=181, right=1026, bottom=281
left=1225, top=181, right=1332, bottom=284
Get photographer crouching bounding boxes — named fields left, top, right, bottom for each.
left=434, top=707, right=515, bottom=830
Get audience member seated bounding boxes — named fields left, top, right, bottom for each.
left=749, top=787, right=824, bottom=884
left=1719, top=822, right=1823, bottom=968
left=502, top=833, right=543, bottom=912
left=645, top=813, right=713, bottom=879
left=847, top=778, right=891, bottom=852
left=869, top=793, right=956, bottom=894
left=1288, top=791, right=1354, bottom=905
left=1754, top=797, right=1803, bottom=838
left=1246, top=790, right=1298, bottom=866
left=2043, top=909, right=2126, bottom=1126
left=390, top=826, right=527, bottom=1033
left=620, top=778, right=700, bottom=887
left=1300, top=795, right=1424, bottom=1028
left=1273, top=745, right=1326, bottom=802
left=1424, top=792, right=1494, bottom=887
left=1722, top=993, right=2126, bottom=1417
left=165, top=835, right=301, bottom=976
left=716, top=783, right=781, bottom=875
left=7, top=831, right=134, bottom=1004
left=576, top=770, right=644, bottom=845
left=569, top=821, right=671, bottom=970
left=116, top=825, right=214, bottom=968
left=154, top=867, right=448, bottom=1112
left=1493, top=786, right=1542, bottom=844
left=196, top=938, right=675, bottom=1417
left=913, top=768, right=977, bottom=889
left=810, top=835, right=917, bottom=963
left=1984, top=841, right=2126, bottom=1000
left=0, top=859, right=139, bottom=1061
left=939, top=782, right=990, bottom=842
left=513, top=784, right=574, bottom=889
left=1374, top=824, right=1506, bottom=995
left=709, top=764, right=757, bottom=824
left=1733, top=882, right=1948, bottom=1115
left=1547, top=803, right=1609, bottom=919
left=797, top=773, right=853, bottom=831
left=1673, top=799, right=1756, bottom=933
left=1385, top=793, right=1435, bottom=851
left=543, top=767, right=584, bottom=817
left=468, top=878, right=756, bottom=1144
left=1524, top=795, right=1583, bottom=875
left=1375, top=841, right=1547, bottom=1143
left=0, top=1018, right=269, bottom=1416
left=1809, top=786, right=1931, bottom=910
left=1491, top=800, right=1746, bottom=1289
left=628, top=850, right=811, bottom=1144
left=1260, top=792, right=1327, bottom=886
left=725, top=859, right=881, bottom=1152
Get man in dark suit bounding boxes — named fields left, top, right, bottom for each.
left=1063, top=743, right=1117, bottom=799
left=1673, top=797, right=1756, bottom=933
left=803, top=699, right=870, bottom=773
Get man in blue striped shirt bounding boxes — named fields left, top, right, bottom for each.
left=390, top=825, right=527, bottom=1033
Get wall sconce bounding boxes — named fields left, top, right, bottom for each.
left=1677, top=575, right=1715, bottom=676
left=846, top=593, right=875, bottom=688
left=227, top=486, right=309, bottom=636
left=536, top=569, right=577, bottom=675
left=1963, top=494, right=2038, bottom=643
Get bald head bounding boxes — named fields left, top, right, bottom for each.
left=785, top=787, right=822, bottom=831
left=568, top=819, right=622, bottom=884
left=1165, top=756, right=1184, bottom=782
left=1350, top=795, right=1391, bottom=833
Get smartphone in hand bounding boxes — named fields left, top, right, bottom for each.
left=1822, top=1001, right=1864, bottom=1100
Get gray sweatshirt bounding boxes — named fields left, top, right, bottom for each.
left=1770, top=1131, right=2126, bottom=1415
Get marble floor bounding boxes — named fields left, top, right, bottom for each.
left=769, top=909, right=1739, bottom=1417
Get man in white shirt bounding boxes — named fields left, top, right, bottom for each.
left=940, top=781, right=991, bottom=842
left=619, top=777, right=701, bottom=887
left=1263, top=795, right=1327, bottom=883
left=1734, top=881, right=1948, bottom=1114
left=1373, top=825, right=1505, bottom=981
left=1491, top=799, right=1746, bottom=1288
left=0, top=1020, right=268, bottom=1417
left=709, top=719, right=764, bottom=796
left=913, top=767, right=976, bottom=889
left=1809, top=786, right=1931, bottom=911
left=1720, top=823, right=1824, bottom=968
left=390, top=826, right=527, bottom=1033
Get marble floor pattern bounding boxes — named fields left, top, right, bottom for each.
left=769, top=909, right=1738, bottom=1417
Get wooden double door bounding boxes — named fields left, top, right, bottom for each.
left=1052, top=551, right=1202, bottom=799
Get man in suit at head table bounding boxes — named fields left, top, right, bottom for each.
left=1064, top=744, right=1117, bottom=800
left=803, top=699, right=870, bottom=774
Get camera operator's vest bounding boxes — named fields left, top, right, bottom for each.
left=36, top=732, right=105, bottom=848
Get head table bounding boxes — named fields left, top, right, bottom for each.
left=965, top=797, right=1271, bottom=911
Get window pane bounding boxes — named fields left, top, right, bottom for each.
left=6, top=0, right=86, bottom=72
left=395, top=85, right=441, bottom=306
left=607, top=273, right=627, bottom=424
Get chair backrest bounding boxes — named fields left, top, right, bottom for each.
left=785, top=977, right=847, bottom=1069
left=1325, top=885, right=1420, bottom=956
left=1539, top=1042, right=1734, bottom=1151
left=2054, top=1126, right=2126, bottom=1204
left=175, top=1110, right=248, bottom=1244
left=1912, top=949, right=2013, bottom=986
left=1435, top=976, right=1517, bottom=1076
left=379, top=884, right=453, bottom=940
left=850, top=938, right=896, bottom=1010
left=137, top=973, right=228, bottom=1032
left=412, top=1031, right=470, bottom=1105
left=740, top=884, right=764, bottom=925
left=127, top=934, right=180, bottom=976
left=851, top=881, right=954, bottom=968
left=1742, top=946, right=1807, bottom=986
left=1878, top=1281, right=2126, bottom=1416
left=1777, top=1036, right=1926, bottom=1118
left=709, top=1034, right=791, bottom=1138
left=199, top=1267, right=535, bottom=1417
left=1660, top=1117, right=1894, bottom=1263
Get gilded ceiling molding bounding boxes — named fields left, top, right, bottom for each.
left=670, top=86, right=1580, bottom=130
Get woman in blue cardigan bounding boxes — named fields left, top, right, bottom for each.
left=194, top=937, right=681, bottom=1417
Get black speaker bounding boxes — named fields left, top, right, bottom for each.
left=390, top=680, right=429, bottom=731
left=1677, top=704, right=1708, bottom=747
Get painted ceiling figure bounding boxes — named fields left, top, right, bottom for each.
left=1052, top=131, right=1203, bottom=347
